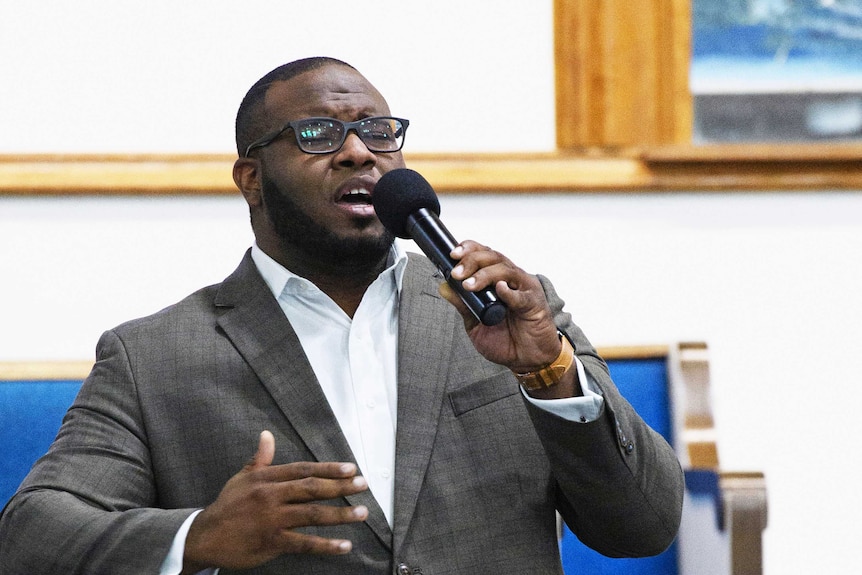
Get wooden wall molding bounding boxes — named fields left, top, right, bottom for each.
left=4, top=148, right=862, bottom=196
left=0, top=361, right=94, bottom=380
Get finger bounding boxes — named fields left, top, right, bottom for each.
left=438, top=281, right=465, bottom=311
left=276, top=531, right=357, bottom=556
left=449, top=242, right=499, bottom=279
left=245, top=430, right=275, bottom=471
left=277, top=502, right=370, bottom=530
left=450, top=245, right=517, bottom=291
left=451, top=239, right=487, bottom=256
left=259, top=461, right=362, bottom=483
left=271, top=474, right=369, bottom=504
left=492, top=277, right=532, bottom=308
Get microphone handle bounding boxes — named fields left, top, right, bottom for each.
left=406, top=208, right=506, bottom=326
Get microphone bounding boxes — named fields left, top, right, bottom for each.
left=373, top=168, right=507, bottom=326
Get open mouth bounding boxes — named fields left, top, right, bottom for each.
left=336, top=183, right=377, bottom=218
left=339, top=188, right=373, bottom=205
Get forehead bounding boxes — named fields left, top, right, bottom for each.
left=263, top=65, right=392, bottom=122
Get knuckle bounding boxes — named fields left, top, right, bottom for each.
left=247, top=482, right=274, bottom=505
left=291, top=534, right=320, bottom=554
left=292, top=476, right=322, bottom=499
left=304, top=504, right=328, bottom=524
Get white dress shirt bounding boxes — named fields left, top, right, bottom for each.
left=160, top=243, right=603, bottom=574
left=252, top=242, right=406, bottom=525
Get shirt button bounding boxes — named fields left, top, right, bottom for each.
left=397, top=563, right=411, bottom=575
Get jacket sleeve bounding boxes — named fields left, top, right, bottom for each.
left=0, top=329, right=197, bottom=575
left=524, top=274, right=685, bottom=558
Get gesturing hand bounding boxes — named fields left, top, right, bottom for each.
left=181, top=431, right=369, bottom=573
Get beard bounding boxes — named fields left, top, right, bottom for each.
left=260, top=173, right=395, bottom=271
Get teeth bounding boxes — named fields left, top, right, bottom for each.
left=341, top=188, right=372, bottom=204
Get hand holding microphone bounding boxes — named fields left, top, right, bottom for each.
left=373, top=168, right=577, bottom=396
left=372, top=168, right=507, bottom=326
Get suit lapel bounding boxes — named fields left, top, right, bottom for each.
left=213, top=251, right=392, bottom=546
left=392, top=256, right=458, bottom=548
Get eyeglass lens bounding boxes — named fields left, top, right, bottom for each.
left=296, top=118, right=405, bottom=153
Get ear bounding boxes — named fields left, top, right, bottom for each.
left=233, top=157, right=262, bottom=208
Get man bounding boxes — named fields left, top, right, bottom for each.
left=0, top=57, right=683, bottom=574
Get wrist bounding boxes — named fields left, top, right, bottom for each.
left=511, top=332, right=575, bottom=391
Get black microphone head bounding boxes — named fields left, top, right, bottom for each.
left=373, top=168, right=440, bottom=239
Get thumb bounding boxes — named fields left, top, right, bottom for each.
left=246, top=430, right=275, bottom=470
left=438, top=282, right=479, bottom=330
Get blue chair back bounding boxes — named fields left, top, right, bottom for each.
left=559, top=354, right=679, bottom=575
left=0, top=379, right=83, bottom=505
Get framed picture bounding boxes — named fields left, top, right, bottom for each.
left=692, top=0, right=862, bottom=142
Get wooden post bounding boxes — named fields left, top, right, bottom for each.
left=555, top=0, right=693, bottom=149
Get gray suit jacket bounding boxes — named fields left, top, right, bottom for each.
left=0, top=251, right=683, bottom=574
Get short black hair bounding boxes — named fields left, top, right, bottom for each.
left=235, top=57, right=356, bottom=157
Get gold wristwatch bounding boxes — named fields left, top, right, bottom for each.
left=512, top=332, right=575, bottom=391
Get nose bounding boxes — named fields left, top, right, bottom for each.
left=333, top=130, right=377, bottom=167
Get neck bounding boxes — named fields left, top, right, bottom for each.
left=262, top=240, right=391, bottom=318
left=310, top=274, right=378, bottom=318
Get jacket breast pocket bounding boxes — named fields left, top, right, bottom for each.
left=448, top=372, right=521, bottom=417
left=442, top=370, right=549, bottom=505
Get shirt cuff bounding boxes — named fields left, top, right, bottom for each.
left=159, top=509, right=219, bottom=575
left=521, top=355, right=604, bottom=422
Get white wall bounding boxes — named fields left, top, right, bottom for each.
left=2, top=2, right=861, bottom=573
left=0, top=1, right=554, bottom=154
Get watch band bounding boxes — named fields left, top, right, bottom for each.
left=513, top=333, right=575, bottom=391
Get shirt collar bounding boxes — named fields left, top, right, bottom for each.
left=250, top=241, right=409, bottom=301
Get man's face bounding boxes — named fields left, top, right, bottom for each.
left=252, top=65, right=407, bottom=268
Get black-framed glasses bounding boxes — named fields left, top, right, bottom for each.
left=243, top=116, right=409, bottom=157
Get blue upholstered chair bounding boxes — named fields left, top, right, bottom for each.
left=0, top=362, right=90, bottom=506
left=559, top=343, right=768, bottom=575
left=0, top=343, right=766, bottom=574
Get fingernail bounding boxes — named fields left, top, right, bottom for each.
left=339, top=463, right=355, bottom=474
left=352, top=476, right=367, bottom=488
left=353, top=505, right=368, bottom=518
left=337, top=541, right=352, bottom=553
left=452, top=264, right=464, bottom=278
left=463, top=276, right=476, bottom=288
left=452, top=245, right=464, bottom=257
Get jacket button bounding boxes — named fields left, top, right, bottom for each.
left=397, top=563, right=411, bottom=575
left=626, top=441, right=634, bottom=453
